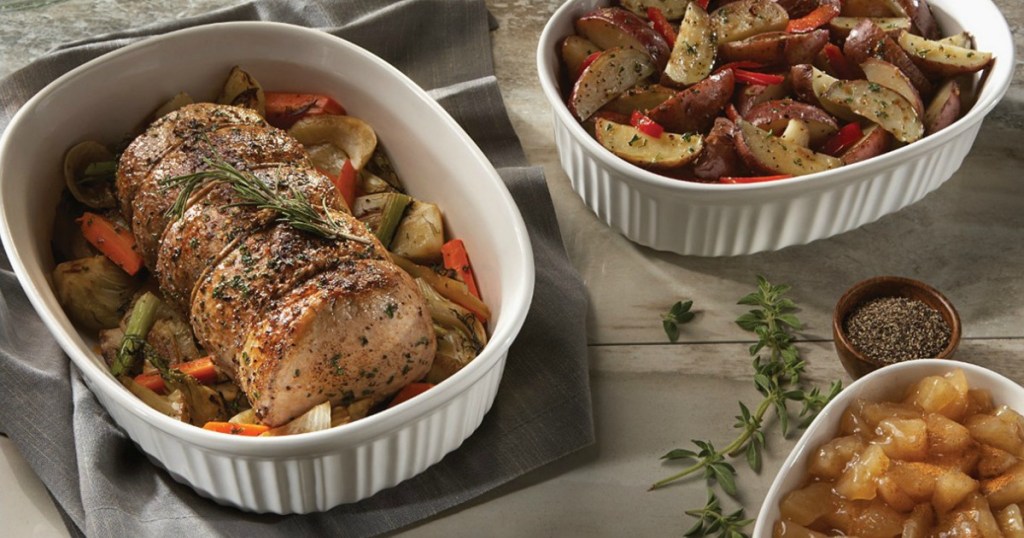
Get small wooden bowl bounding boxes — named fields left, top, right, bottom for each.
left=832, top=276, right=962, bottom=379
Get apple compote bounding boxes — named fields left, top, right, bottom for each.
left=775, top=369, right=1024, bottom=537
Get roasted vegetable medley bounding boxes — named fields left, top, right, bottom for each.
left=53, top=66, right=489, bottom=436
left=558, top=0, right=994, bottom=183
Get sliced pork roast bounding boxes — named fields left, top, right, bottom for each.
left=116, top=103, right=436, bottom=426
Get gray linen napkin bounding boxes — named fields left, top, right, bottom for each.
left=0, top=1, right=594, bottom=536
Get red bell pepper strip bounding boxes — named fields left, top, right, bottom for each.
left=133, top=356, right=219, bottom=395
left=713, top=61, right=765, bottom=75
left=264, top=92, right=346, bottom=129
left=647, top=7, right=676, bottom=48
left=388, top=383, right=434, bottom=408
left=202, top=422, right=270, bottom=436
left=577, top=50, right=602, bottom=80
left=733, top=69, right=785, bottom=86
left=720, top=174, right=794, bottom=184
left=320, top=159, right=358, bottom=210
left=441, top=238, right=481, bottom=300
left=695, top=0, right=710, bottom=10
left=77, top=212, right=144, bottom=276
left=822, top=122, right=864, bottom=156
left=786, top=2, right=839, bottom=33
left=823, top=43, right=862, bottom=80
left=630, top=110, right=665, bottom=138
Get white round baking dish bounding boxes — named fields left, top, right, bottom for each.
left=537, top=0, right=1014, bottom=256
left=0, top=22, right=534, bottom=514
left=752, top=359, right=1024, bottom=536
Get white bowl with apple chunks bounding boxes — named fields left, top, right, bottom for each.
left=0, top=22, right=534, bottom=514
left=537, top=0, right=1013, bottom=255
left=753, top=360, right=1024, bottom=537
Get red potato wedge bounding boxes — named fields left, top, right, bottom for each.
left=861, top=57, right=925, bottom=118
left=648, top=68, right=736, bottom=134
left=694, top=117, right=748, bottom=180
left=924, top=79, right=961, bottom=135
left=897, top=31, right=994, bottom=79
left=781, top=118, right=811, bottom=147
left=600, top=84, right=676, bottom=115
left=735, top=81, right=791, bottom=116
left=822, top=79, right=924, bottom=143
left=841, top=0, right=903, bottom=17
left=734, top=118, right=842, bottom=176
left=940, top=32, right=975, bottom=49
left=894, top=0, right=941, bottom=39
left=843, top=19, right=932, bottom=97
left=774, top=0, right=821, bottom=18
left=568, top=47, right=657, bottom=121
left=744, top=98, right=839, bottom=145
left=718, top=29, right=829, bottom=67
left=560, top=35, right=600, bottom=79
left=620, top=0, right=690, bottom=20
left=594, top=117, right=704, bottom=169
left=710, top=0, right=789, bottom=45
left=829, top=17, right=911, bottom=41
left=839, top=123, right=893, bottom=165
left=789, top=64, right=859, bottom=122
left=664, top=2, right=717, bottom=86
left=575, top=7, right=672, bottom=70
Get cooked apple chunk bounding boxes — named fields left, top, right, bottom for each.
left=594, top=118, right=703, bottom=169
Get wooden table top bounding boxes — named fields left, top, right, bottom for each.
left=1, top=0, right=1021, bottom=535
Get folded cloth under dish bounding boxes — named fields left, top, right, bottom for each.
left=0, top=1, right=593, bottom=536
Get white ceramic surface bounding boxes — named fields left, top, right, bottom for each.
left=0, top=22, right=534, bottom=514
left=752, top=359, right=1024, bottom=536
left=537, top=0, right=1015, bottom=256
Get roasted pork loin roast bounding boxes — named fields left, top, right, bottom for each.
left=116, top=103, right=436, bottom=426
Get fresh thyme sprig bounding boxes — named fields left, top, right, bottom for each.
left=684, top=492, right=753, bottom=538
left=651, top=276, right=843, bottom=537
left=161, top=157, right=370, bottom=245
left=663, top=300, right=695, bottom=343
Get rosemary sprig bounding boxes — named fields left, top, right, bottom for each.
left=662, top=300, right=695, bottom=343
left=652, top=276, right=843, bottom=537
left=161, top=157, right=370, bottom=245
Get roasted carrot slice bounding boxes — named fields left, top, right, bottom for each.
left=441, top=239, right=481, bottom=300
left=133, top=356, right=218, bottom=394
left=388, top=383, right=434, bottom=408
left=319, top=159, right=358, bottom=210
left=264, top=92, right=346, bottom=129
left=202, top=421, right=269, bottom=436
left=77, top=212, right=143, bottom=275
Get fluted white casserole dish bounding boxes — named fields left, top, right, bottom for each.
left=753, top=359, right=1024, bottom=536
left=0, top=22, right=535, bottom=514
left=537, top=0, right=1014, bottom=256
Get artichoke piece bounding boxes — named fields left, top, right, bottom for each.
left=414, top=278, right=487, bottom=383
left=390, top=201, right=444, bottom=264
left=64, top=141, right=117, bottom=209
left=358, top=169, right=399, bottom=195
left=289, top=114, right=377, bottom=170
left=365, top=145, right=404, bottom=192
left=52, top=255, right=140, bottom=331
left=217, top=65, right=265, bottom=116
left=151, top=91, right=194, bottom=121
left=262, top=401, right=331, bottom=436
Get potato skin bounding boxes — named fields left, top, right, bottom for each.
left=575, top=7, right=671, bottom=70
left=744, top=99, right=839, bottom=145
left=718, top=30, right=829, bottom=66
left=843, top=19, right=932, bottom=97
left=647, top=68, right=736, bottom=134
left=694, top=118, right=747, bottom=180
left=924, top=80, right=962, bottom=135
left=839, top=124, right=893, bottom=165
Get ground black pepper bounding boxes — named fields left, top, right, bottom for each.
left=843, top=296, right=951, bottom=364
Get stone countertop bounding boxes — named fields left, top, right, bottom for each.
left=1, top=0, right=1023, bottom=536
